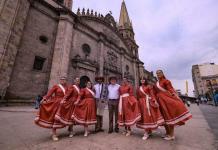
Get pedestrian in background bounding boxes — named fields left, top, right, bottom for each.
left=34, top=95, right=43, bottom=109
left=214, top=90, right=218, bottom=106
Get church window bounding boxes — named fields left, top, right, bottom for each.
left=57, top=0, right=64, bottom=4
left=33, top=56, right=46, bottom=71
left=82, top=44, right=91, bottom=58
left=126, top=65, right=129, bottom=71
left=39, top=35, right=48, bottom=44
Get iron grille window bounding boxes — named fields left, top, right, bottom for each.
left=33, top=56, right=46, bottom=71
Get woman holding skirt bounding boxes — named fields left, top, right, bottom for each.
left=118, top=77, right=141, bottom=136
left=136, top=77, right=164, bottom=140
left=155, top=70, right=192, bottom=140
left=34, top=76, right=67, bottom=141
left=55, top=77, right=80, bottom=138
left=71, top=81, right=97, bottom=137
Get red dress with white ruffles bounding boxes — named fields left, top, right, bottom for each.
left=155, top=79, right=192, bottom=126
left=118, top=84, right=141, bottom=126
left=55, top=85, right=80, bottom=125
left=136, top=85, right=164, bottom=130
left=35, top=85, right=67, bottom=129
left=71, top=88, right=97, bottom=125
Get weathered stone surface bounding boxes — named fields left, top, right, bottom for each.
left=5, top=1, right=58, bottom=99
left=0, top=0, right=149, bottom=101
left=0, top=0, right=30, bottom=95
left=48, top=14, right=74, bottom=88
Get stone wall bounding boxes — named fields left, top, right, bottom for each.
left=0, top=0, right=30, bottom=97
left=70, top=17, right=138, bottom=84
left=1, top=0, right=141, bottom=101
left=6, top=1, right=58, bottom=99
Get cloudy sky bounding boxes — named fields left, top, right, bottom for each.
left=73, top=0, right=218, bottom=95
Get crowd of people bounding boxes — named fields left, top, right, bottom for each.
left=34, top=70, right=192, bottom=141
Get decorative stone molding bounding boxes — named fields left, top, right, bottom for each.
left=71, top=56, right=99, bottom=72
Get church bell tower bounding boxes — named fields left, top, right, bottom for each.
left=118, top=0, right=134, bottom=41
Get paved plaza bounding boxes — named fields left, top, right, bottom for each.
left=0, top=104, right=217, bottom=150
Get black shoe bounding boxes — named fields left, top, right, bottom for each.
left=108, top=130, right=113, bottom=134
left=114, top=128, right=119, bottom=133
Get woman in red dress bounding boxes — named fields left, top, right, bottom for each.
left=136, top=77, right=164, bottom=140
left=55, top=77, right=80, bottom=138
left=71, top=81, right=97, bottom=137
left=155, top=70, right=192, bottom=140
left=118, top=77, right=141, bottom=136
left=34, top=77, right=67, bottom=141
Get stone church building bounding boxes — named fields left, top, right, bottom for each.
left=0, top=0, right=154, bottom=101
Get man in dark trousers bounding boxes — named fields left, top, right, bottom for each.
left=34, top=95, right=43, bottom=109
left=107, top=76, right=120, bottom=133
left=94, top=76, right=108, bottom=132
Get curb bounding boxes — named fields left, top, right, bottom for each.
left=0, top=108, right=37, bottom=113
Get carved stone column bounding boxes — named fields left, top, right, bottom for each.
left=120, top=48, right=125, bottom=77
left=48, top=13, right=75, bottom=88
left=98, top=34, right=105, bottom=76
left=132, top=58, right=139, bottom=86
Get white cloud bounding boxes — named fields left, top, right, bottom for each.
left=73, top=0, right=218, bottom=96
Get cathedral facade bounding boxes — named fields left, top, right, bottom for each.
left=0, top=0, right=151, bottom=101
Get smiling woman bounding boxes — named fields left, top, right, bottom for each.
left=155, top=69, right=192, bottom=140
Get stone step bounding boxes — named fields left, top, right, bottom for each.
left=0, top=99, right=34, bottom=106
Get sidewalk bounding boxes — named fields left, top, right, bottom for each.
left=0, top=104, right=217, bottom=150
left=0, top=106, right=37, bottom=112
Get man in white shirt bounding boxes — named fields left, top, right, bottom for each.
left=94, top=76, right=108, bottom=132
left=107, top=76, right=120, bottom=133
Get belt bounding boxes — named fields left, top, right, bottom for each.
left=118, top=93, right=130, bottom=115
left=109, top=99, right=119, bottom=101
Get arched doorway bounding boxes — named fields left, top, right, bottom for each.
left=80, top=76, right=90, bottom=88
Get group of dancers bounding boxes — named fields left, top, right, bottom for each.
left=34, top=70, right=192, bottom=141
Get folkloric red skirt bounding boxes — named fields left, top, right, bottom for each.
left=118, top=96, right=141, bottom=126
left=71, top=98, right=97, bottom=125
left=157, top=92, right=192, bottom=126
left=55, top=98, right=77, bottom=125
left=136, top=98, right=164, bottom=130
left=34, top=97, right=65, bottom=129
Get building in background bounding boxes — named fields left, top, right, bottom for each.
left=192, top=63, right=218, bottom=98
left=0, top=0, right=154, bottom=102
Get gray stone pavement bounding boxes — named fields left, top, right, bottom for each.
left=0, top=105, right=217, bottom=150
left=200, top=105, right=218, bottom=140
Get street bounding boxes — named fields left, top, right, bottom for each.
left=200, top=104, right=218, bottom=141
left=0, top=104, right=217, bottom=150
